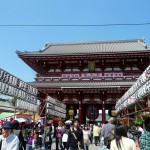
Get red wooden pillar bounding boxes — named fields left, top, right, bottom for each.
left=102, top=100, right=106, bottom=123
left=78, top=101, right=83, bottom=124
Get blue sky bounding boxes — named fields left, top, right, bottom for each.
left=0, top=0, right=150, bottom=82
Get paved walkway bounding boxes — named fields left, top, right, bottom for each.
left=34, top=138, right=105, bottom=150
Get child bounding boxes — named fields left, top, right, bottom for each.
left=33, top=130, right=36, bottom=149
left=26, top=131, right=33, bottom=150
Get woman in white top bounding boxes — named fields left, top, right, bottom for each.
left=110, top=125, right=137, bottom=150
left=83, top=125, right=90, bottom=150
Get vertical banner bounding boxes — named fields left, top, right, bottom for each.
left=88, top=61, right=95, bottom=72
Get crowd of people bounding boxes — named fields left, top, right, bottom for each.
left=0, top=117, right=150, bottom=150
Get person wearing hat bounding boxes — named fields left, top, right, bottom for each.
left=0, top=121, right=19, bottom=150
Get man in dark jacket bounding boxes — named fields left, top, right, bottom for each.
left=44, top=120, right=54, bottom=150
left=36, top=122, right=44, bottom=149
left=65, top=119, right=84, bottom=150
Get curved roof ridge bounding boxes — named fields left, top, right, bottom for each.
left=17, top=38, right=150, bottom=55
left=43, top=38, right=144, bottom=47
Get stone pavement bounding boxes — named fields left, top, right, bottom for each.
left=51, top=143, right=101, bottom=150
left=35, top=138, right=103, bottom=150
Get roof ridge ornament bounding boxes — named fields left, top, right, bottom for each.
left=138, top=39, right=147, bottom=49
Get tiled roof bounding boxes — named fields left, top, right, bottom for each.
left=28, top=81, right=135, bottom=88
left=17, top=39, right=150, bottom=55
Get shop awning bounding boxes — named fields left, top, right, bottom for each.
left=0, top=112, right=14, bottom=119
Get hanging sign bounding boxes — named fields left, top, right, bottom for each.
left=15, top=99, right=39, bottom=112
left=47, top=96, right=66, bottom=109
left=46, top=96, right=66, bottom=118
left=46, top=109, right=66, bottom=118
left=0, top=68, right=38, bottom=105
left=116, top=65, right=150, bottom=110
left=0, top=68, right=38, bottom=96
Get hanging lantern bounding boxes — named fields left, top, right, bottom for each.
left=88, top=61, right=95, bottom=72
left=86, top=105, right=99, bottom=121
left=68, top=105, right=74, bottom=119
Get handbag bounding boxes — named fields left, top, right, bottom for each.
left=84, top=139, right=89, bottom=145
left=71, top=128, right=81, bottom=150
left=62, top=133, right=68, bottom=142
left=107, top=128, right=115, bottom=141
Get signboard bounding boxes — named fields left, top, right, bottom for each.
left=116, top=76, right=150, bottom=112
left=62, top=72, right=123, bottom=78
left=47, top=96, right=66, bottom=109
left=0, top=68, right=38, bottom=105
left=0, top=82, right=37, bottom=104
left=46, top=96, right=66, bottom=118
left=15, top=99, right=39, bottom=113
left=46, top=109, right=66, bottom=118
left=0, top=68, right=38, bottom=96
left=116, top=65, right=150, bottom=110
left=0, top=101, right=15, bottom=111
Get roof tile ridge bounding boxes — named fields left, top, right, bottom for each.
left=42, top=38, right=144, bottom=47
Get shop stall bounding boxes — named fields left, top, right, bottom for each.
left=0, top=68, right=66, bottom=126
left=0, top=68, right=39, bottom=124
left=115, top=65, right=150, bottom=125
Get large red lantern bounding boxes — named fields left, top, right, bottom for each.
left=86, top=105, right=99, bottom=120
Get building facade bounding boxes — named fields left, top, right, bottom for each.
left=17, top=39, right=150, bottom=123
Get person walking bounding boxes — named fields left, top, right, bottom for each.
left=0, top=121, right=19, bottom=150
left=83, top=125, right=90, bottom=150
left=110, top=125, right=136, bottom=150
left=93, top=123, right=100, bottom=146
left=26, top=131, right=33, bottom=150
left=13, top=120, right=25, bottom=150
left=35, top=122, right=44, bottom=149
left=101, top=117, right=115, bottom=148
left=98, top=123, right=102, bottom=143
left=44, top=120, right=54, bottom=150
left=140, top=117, right=150, bottom=150
left=62, top=124, right=70, bottom=150
left=89, top=124, right=93, bottom=144
left=56, top=121, right=63, bottom=150
left=65, top=119, right=84, bottom=150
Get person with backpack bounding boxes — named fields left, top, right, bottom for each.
left=101, top=117, right=115, bottom=149
left=65, top=119, right=84, bottom=150
left=62, top=124, right=70, bottom=150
